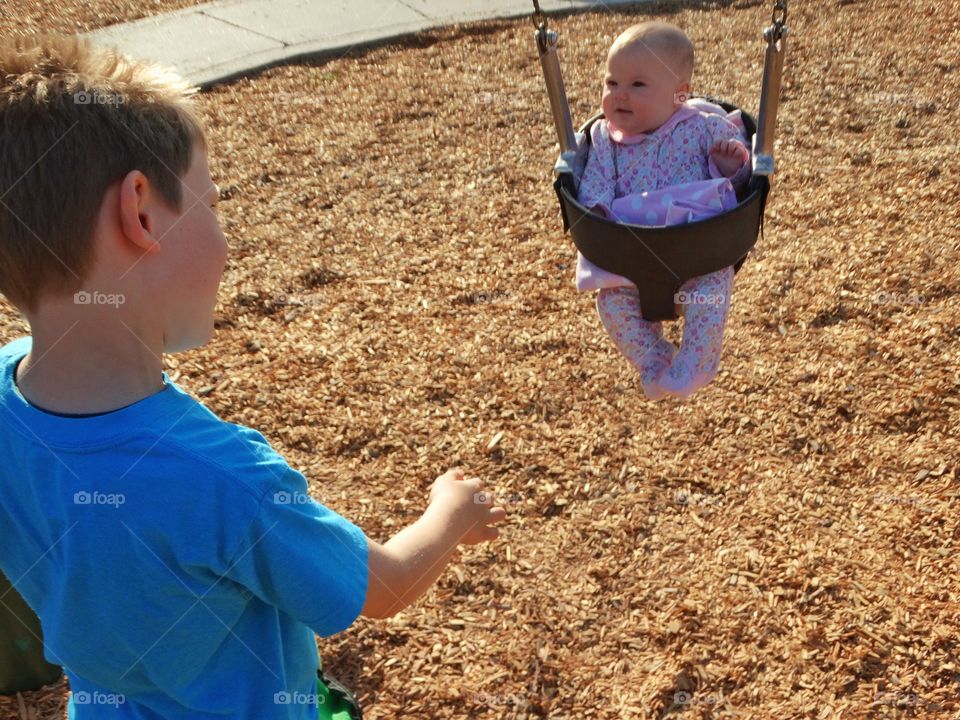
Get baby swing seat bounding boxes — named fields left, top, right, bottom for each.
left=532, top=0, right=789, bottom=322
left=555, top=107, right=770, bottom=321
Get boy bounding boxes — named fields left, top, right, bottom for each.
left=0, top=35, right=505, bottom=718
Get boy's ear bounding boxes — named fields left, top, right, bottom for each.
left=119, top=170, right=161, bottom=254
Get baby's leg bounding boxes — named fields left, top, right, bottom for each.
left=658, top=266, right=734, bottom=398
left=596, top=286, right=677, bottom=401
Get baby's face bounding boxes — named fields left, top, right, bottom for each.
left=601, top=43, right=688, bottom=136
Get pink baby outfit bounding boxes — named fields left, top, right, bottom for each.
left=576, top=100, right=750, bottom=400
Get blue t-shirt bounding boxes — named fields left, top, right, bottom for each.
left=0, top=337, right=368, bottom=719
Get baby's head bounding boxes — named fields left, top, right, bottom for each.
left=0, top=35, right=226, bottom=352
left=601, top=21, right=694, bottom=136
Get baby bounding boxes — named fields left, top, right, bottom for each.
left=577, top=21, right=751, bottom=400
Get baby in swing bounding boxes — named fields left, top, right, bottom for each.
left=577, top=21, right=751, bottom=400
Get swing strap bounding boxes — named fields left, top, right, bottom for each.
left=752, top=1, right=788, bottom=176
left=532, top=5, right=578, bottom=175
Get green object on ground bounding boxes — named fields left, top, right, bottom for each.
left=316, top=661, right=362, bottom=720
left=0, top=569, right=62, bottom=694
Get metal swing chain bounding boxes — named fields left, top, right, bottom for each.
left=769, top=0, right=788, bottom=42
left=772, top=0, right=788, bottom=25
left=532, top=0, right=546, bottom=29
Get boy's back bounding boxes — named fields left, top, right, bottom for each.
left=0, top=336, right=367, bottom=718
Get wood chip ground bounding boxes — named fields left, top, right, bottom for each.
left=1, top=1, right=959, bottom=717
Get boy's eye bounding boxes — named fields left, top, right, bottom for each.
left=606, top=80, right=617, bottom=87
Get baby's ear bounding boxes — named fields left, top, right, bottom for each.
left=674, top=81, right=691, bottom=105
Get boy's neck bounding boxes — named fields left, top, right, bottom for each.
left=15, top=321, right=166, bottom=416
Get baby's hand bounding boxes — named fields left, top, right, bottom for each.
left=710, top=138, right=749, bottom=178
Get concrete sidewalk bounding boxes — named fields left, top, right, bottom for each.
left=85, top=0, right=645, bottom=88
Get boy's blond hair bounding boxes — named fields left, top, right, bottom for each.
left=0, top=35, right=206, bottom=312
left=610, top=21, right=695, bottom=83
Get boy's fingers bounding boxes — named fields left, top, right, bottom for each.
left=488, top=507, right=508, bottom=524
left=481, top=525, right=500, bottom=541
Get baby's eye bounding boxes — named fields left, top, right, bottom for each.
left=632, top=81, right=645, bottom=87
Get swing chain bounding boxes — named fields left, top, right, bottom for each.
left=532, top=0, right=546, bottom=29
left=770, top=1, right=788, bottom=40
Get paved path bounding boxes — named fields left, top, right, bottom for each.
left=85, top=0, right=644, bottom=88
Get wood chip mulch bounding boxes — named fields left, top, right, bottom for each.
left=1, top=0, right=212, bottom=37
left=2, top=0, right=959, bottom=718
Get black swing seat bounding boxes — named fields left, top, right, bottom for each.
left=555, top=101, right=770, bottom=322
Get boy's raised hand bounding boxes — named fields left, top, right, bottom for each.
left=428, top=468, right=507, bottom=545
left=710, top=138, right=749, bottom=178
left=362, top=468, right=506, bottom=618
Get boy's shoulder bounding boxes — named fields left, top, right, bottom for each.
left=0, top=335, right=30, bottom=360
left=0, top=336, right=304, bottom=506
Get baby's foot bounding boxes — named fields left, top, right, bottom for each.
left=639, top=339, right=676, bottom=401
left=659, top=352, right=723, bottom=398
left=657, top=354, right=700, bottom=399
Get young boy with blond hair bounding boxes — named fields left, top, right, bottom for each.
left=0, top=35, right=504, bottom=719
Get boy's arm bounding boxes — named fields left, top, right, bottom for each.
left=361, top=469, right=505, bottom=619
